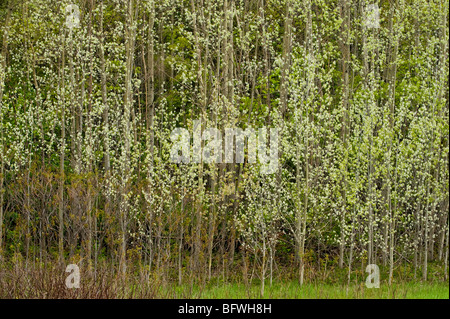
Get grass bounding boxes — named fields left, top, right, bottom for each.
left=0, top=260, right=448, bottom=299
left=164, top=280, right=449, bottom=299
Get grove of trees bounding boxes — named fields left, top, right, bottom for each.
left=0, top=0, right=448, bottom=295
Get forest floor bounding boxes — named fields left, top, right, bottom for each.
left=0, top=260, right=448, bottom=299
left=164, top=281, right=449, bottom=299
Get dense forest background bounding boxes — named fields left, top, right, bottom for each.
left=0, top=0, right=448, bottom=296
